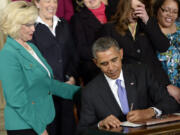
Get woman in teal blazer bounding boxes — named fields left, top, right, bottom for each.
left=0, top=1, right=79, bottom=135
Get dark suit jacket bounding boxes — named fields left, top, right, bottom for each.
left=32, top=18, right=78, bottom=82
left=77, top=64, right=179, bottom=134
left=99, top=18, right=170, bottom=86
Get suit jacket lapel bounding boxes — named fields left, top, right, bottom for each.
left=29, top=42, right=53, bottom=77
left=122, top=65, right=138, bottom=110
left=8, top=37, right=35, bottom=64
left=19, top=48, right=35, bottom=63
left=18, top=44, right=51, bottom=77
left=98, top=73, right=123, bottom=115
left=80, top=7, right=102, bottom=29
left=8, top=36, right=53, bottom=77
left=55, top=21, right=65, bottom=45
left=35, top=23, right=57, bottom=49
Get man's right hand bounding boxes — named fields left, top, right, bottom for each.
left=41, top=130, right=48, bottom=135
left=126, top=108, right=155, bottom=122
left=98, top=115, right=122, bottom=129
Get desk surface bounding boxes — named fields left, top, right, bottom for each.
left=83, top=121, right=180, bottom=135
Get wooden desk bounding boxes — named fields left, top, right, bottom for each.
left=83, top=121, right=180, bottom=135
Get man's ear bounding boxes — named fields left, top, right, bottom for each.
left=93, top=58, right=100, bottom=69
left=93, top=58, right=97, bottom=65
left=119, top=49, right=123, bottom=59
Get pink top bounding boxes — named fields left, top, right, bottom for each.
left=89, top=3, right=107, bottom=24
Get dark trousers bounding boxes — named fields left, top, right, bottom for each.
left=7, top=129, right=37, bottom=135
left=7, top=123, right=52, bottom=135
left=52, top=96, right=76, bottom=135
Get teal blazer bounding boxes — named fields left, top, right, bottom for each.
left=0, top=37, right=80, bottom=135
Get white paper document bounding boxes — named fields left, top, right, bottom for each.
left=173, top=113, right=180, bottom=116
left=121, top=121, right=144, bottom=127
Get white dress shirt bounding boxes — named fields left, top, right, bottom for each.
left=36, top=15, right=60, bottom=36
left=25, top=46, right=51, bottom=78
left=104, top=70, right=125, bottom=111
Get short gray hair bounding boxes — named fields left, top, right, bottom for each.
left=92, top=37, right=120, bottom=58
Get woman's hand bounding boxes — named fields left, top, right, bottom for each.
left=41, top=130, right=48, bottom=135
left=65, top=76, right=76, bottom=85
left=134, top=3, right=149, bottom=24
left=167, top=84, right=180, bottom=104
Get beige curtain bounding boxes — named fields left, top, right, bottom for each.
left=0, top=0, right=8, bottom=110
left=0, top=35, right=7, bottom=135
left=0, top=0, right=10, bottom=134
left=0, top=33, right=6, bottom=107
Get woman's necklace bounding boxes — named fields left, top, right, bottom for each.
left=128, top=22, right=137, bottom=40
left=22, top=42, right=32, bottom=51
left=16, top=39, right=35, bottom=56
left=21, top=42, right=36, bottom=56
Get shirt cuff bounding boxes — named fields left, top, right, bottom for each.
left=97, top=121, right=101, bottom=128
left=151, top=107, right=162, bottom=117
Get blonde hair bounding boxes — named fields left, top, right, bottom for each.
left=0, top=1, right=38, bottom=39
left=0, top=0, right=9, bottom=11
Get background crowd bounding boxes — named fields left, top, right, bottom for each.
left=0, top=0, right=180, bottom=135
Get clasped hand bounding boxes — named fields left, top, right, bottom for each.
left=133, top=2, right=149, bottom=24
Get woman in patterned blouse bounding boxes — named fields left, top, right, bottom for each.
left=154, top=0, right=180, bottom=103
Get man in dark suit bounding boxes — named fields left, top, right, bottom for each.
left=77, top=37, right=179, bottom=134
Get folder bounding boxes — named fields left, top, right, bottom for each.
left=120, top=113, right=180, bottom=127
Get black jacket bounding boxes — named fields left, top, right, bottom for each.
left=70, top=6, right=112, bottom=84
left=32, top=18, right=78, bottom=82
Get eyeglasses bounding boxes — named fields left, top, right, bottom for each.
left=160, top=7, right=178, bottom=15
left=20, top=2, right=33, bottom=8
left=23, top=23, right=35, bottom=27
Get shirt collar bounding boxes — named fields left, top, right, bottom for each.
left=36, top=15, right=60, bottom=29
left=104, top=70, right=124, bottom=85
